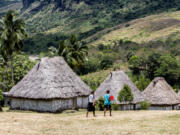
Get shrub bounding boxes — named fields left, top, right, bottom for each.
left=98, top=44, right=105, bottom=50
left=95, top=97, right=104, bottom=111
left=140, top=101, right=151, bottom=110
left=100, top=56, right=113, bottom=69
left=117, top=85, right=134, bottom=102
left=128, top=55, right=144, bottom=74
left=112, top=104, right=119, bottom=110
left=125, top=24, right=130, bottom=27
left=131, top=74, right=151, bottom=91
left=112, top=63, right=121, bottom=71
left=0, top=90, right=3, bottom=101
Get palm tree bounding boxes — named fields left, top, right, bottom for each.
left=58, top=35, right=88, bottom=70
left=0, top=10, right=27, bottom=84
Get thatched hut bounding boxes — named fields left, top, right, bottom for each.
left=6, top=57, right=92, bottom=112
left=95, top=71, right=145, bottom=110
left=178, top=91, right=180, bottom=97
left=142, top=77, right=180, bottom=110
left=177, top=91, right=180, bottom=110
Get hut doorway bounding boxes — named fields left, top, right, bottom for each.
left=72, top=97, right=78, bottom=110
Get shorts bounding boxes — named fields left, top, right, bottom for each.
left=104, top=104, right=112, bottom=110
left=87, top=102, right=95, bottom=112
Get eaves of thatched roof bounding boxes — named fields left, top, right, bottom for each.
left=142, top=77, right=180, bottom=105
left=178, top=91, right=180, bottom=97
left=6, top=57, right=92, bottom=99
left=95, top=71, right=145, bottom=104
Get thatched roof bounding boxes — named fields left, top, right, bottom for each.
left=178, top=91, right=180, bottom=97
left=142, top=77, right=180, bottom=105
left=95, top=71, right=145, bottom=104
left=7, top=57, right=92, bottom=99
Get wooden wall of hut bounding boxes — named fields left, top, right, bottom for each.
left=10, top=96, right=89, bottom=112
left=118, top=104, right=141, bottom=110
left=149, top=105, right=179, bottom=110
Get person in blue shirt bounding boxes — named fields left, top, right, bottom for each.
left=104, top=90, right=112, bottom=116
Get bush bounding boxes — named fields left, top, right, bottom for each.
left=117, top=85, right=134, bottom=102
left=112, top=104, right=119, bottom=110
left=100, top=56, right=113, bottom=69
left=128, top=55, right=145, bottom=74
left=0, top=90, right=3, bottom=101
left=125, top=24, right=130, bottom=27
left=95, top=97, right=104, bottom=111
left=79, top=58, right=100, bottom=75
left=140, top=101, right=151, bottom=110
left=98, top=44, right=106, bottom=50
left=131, top=74, right=151, bottom=91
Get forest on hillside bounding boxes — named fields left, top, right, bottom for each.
left=21, top=0, right=180, bottom=54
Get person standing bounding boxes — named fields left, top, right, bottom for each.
left=104, top=90, right=112, bottom=117
left=86, top=91, right=96, bottom=117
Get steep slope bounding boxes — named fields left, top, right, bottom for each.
left=21, top=0, right=180, bottom=54
left=89, top=11, right=180, bottom=46
left=0, top=0, right=22, bottom=16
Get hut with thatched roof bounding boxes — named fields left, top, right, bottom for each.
left=142, top=77, right=180, bottom=110
left=177, top=91, right=180, bottom=110
left=95, top=71, right=145, bottom=110
left=178, top=91, right=180, bottom=97
left=6, top=57, right=92, bottom=112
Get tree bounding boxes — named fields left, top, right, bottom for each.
left=128, top=55, right=146, bottom=74
left=48, top=46, right=58, bottom=57
left=58, top=35, right=88, bottom=70
left=155, top=54, right=180, bottom=86
left=100, top=55, right=113, bottom=69
left=146, top=52, right=161, bottom=79
left=58, top=40, right=66, bottom=57
left=117, top=85, right=134, bottom=102
left=134, top=75, right=151, bottom=91
left=0, top=10, right=27, bottom=84
left=0, top=54, right=35, bottom=91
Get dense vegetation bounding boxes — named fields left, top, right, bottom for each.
left=0, top=54, right=35, bottom=91
left=129, top=53, right=180, bottom=91
left=0, top=11, right=35, bottom=93
left=21, top=0, right=180, bottom=54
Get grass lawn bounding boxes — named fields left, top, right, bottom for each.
left=0, top=110, right=180, bottom=135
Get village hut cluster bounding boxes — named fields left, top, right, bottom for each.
left=3, top=56, right=180, bottom=112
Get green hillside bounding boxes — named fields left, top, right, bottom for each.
left=0, top=0, right=22, bottom=16
left=90, top=11, right=180, bottom=46
left=88, top=11, right=180, bottom=60
left=21, top=0, right=180, bottom=54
